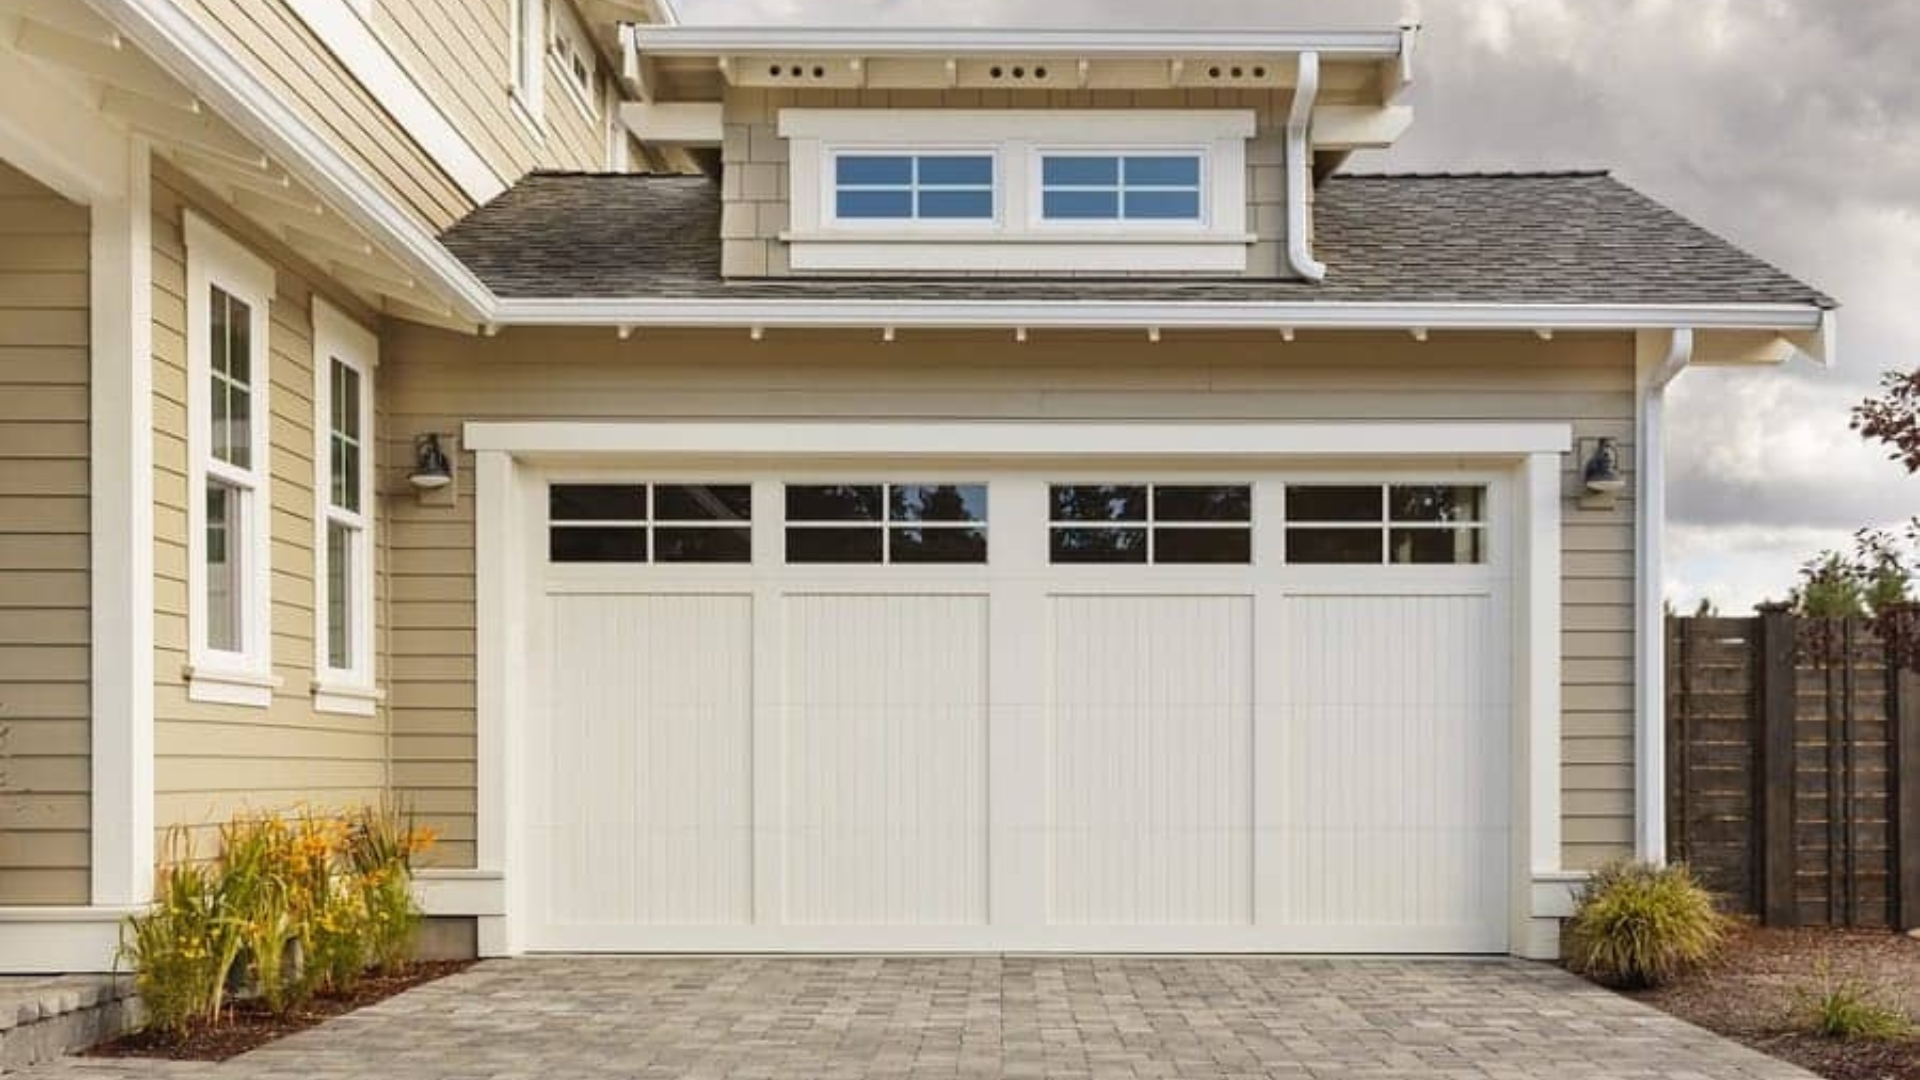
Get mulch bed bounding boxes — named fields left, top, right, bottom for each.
left=88, top=960, right=472, bottom=1062
left=1623, top=924, right=1919, bottom=1080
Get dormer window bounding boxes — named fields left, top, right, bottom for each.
left=1039, top=154, right=1204, bottom=223
left=781, top=109, right=1254, bottom=274
left=833, top=154, right=996, bottom=223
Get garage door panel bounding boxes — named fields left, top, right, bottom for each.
left=543, top=593, right=754, bottom=928
left=1048, top=595, right=1254, bottom=926
left=783, top=594, right=990, bottom=926
left=1278, top=594, right=1509, bottom=937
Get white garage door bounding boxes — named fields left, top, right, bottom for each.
left=524, top=470, right=1512, bottom=953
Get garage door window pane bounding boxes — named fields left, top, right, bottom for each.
left=1391, top=527, right=1485, bottom=565
left=1154, top=485, right=1251, bottom=522
left=1052, top=527, right=1149, bottom=564
left=1391, top=485, right=1485, bottom=523
left=1051, top=485, right=1147, bottom=522
left=1156, top=527, right=1252, bottom=565
left=787, top=525, right=884, bottom=564
left=891, top=526, right=988, bottom=564
left=1286, top=527, right=1382, bottom=564
left=655, top=484, right=751, bottom=522
left=890, top=484, right=986, bottom=523
left=787, top=484, right=884, bottom=522
left=551, top=526, right=647, bottom=563
left=551, top=484, right=646, bottom=521
left=656, top=526, right=752, bottom=563
left=1286, top=485, right=1381, bottom=523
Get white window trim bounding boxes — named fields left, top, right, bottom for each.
left=183, top=211, right=279, bottom=708
left=546, top=0, right=599, bottom=123
left=780, top=109, right=1252, bottom=273
left=311, top=298, right=380, bottom=716
left=508, top=0, right=547, bottom=138
left=823, top=150, right=1003, bottom=233
left=1028, top=148, right=1211, bottom=232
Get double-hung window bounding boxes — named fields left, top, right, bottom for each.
left=832, top=154, right=996, bottom=223
left=185, top=213, right=277, bottom=707
left=1039, top=154, right=1204, bottom=223
left=312, top=301, right=378, bottom=715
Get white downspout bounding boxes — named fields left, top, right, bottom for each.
left=1284, top=51, right=1327, bottom=282
left=1636, top=327, right=1693, bottom=865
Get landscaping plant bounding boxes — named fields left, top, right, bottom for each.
left=344, top=801, right=438, bottom=974
left=1564, top=859, right=1726, bottom=989
left=117, top=834, right=245, bottom=1038
left=1798, top=961, right=1914, bottom=1040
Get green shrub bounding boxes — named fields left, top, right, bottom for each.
left=1564, top=860, right=1725, bottom=989
left=343, top=802, right=436, bottom=974
left=1799, top=965, right=1914, bottom=1040
left=117, top=840, right=244, bottom=1038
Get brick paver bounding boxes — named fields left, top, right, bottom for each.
left=24, top=957, right=1815, bottom=1079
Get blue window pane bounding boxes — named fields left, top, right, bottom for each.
left=837, top=189, right=914, bottom=219
left=836, top=155, right=912, bottom=186
left=1125, top=189, right=1201, bottom=220
left=918, top=189, right=994, bottom=219
left=1042, top=156, right=1119, bottom=186
left=1124, top=156, right=1200, bottom=186
left=1043, top=189, right=1120, bottom=220
left=918, top=156, right=993, bottom=186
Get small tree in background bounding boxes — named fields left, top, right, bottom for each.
left=1853, top=368, right=1920, bottom=474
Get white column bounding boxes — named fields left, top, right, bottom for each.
left=1514, top=452, right=1564, bottom=959
left=89, top=137, right=154, bottom=907
left=987, top=477, right=1048, bottom=933
left=1633, top=328, right=1689, bottom=865
left=473, top=449, right=526, bottom=955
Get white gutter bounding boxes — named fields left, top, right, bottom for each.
left=625, top=26, right=1408, bottom=58
left=92, top=0, right=497, bottom=322
left=488, top=298, right=1828, bottom=333
left=1635, top=326, right=1694, bottom=866
left=1285, top=52, right=1328, bottom=283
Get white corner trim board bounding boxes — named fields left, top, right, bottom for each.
left=281, top=0, right=504, bottom=204
left=1633, top=327, right=1695, bottom=864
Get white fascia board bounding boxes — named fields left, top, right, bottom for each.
left=282, top=0, right=505, bottom=204
left=463, top=419, right=1573, bottom=458
left=91, top=0, right=496, bottom=321
left=487, top=298, right=1830, bottom=333
left=627, top=26, right=1408, bottom=58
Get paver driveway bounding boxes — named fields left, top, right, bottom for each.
left=29, top=956, right=1813, bottom=1079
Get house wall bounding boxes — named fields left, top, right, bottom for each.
left=0, top=161, right=92, bottom=906
left=380, top=326, right=1640, bottom=872
left=149, top=162, right=391, bottom=856
left=367, top=0, right=619, bottom=184
left=720, top=88, right=1292, bottom=279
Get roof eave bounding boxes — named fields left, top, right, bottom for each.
left=624, top=27, right=1410, bottom=59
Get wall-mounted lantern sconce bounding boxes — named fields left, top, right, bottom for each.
left=1578, top=436, right=1626, bottom=509
left=409, top=433, right=454, bottom=491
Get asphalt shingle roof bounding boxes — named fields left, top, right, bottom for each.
left=439, top=170, right=1834, bottom=308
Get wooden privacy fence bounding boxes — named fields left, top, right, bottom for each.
left=1667, top=611, right=1920, bottom=928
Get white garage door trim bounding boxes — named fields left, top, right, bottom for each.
left=461, top=421, right=1570, bottom=959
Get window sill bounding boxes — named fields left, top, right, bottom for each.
left=782, top=230, right=1255, bottom=246
left=184, top=664, right=282, bottom=709
left=312, top=679, right=384, bottom=717
left=785, top=234, right=1252, bottom=274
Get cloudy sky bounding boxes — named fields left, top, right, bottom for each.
left=678, top=0, right=1916, bottom=611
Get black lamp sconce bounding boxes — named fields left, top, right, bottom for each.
left=1579, top=436, right=1626, bottom=508
left=408, top=433, right=457, bottom=505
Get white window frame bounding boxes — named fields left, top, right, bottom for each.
left=508, top=0, right=547, bottom=136
left=183, top=211, right=278, bottom=708
left=546, top=0, right=598, bottom=122
left=311, top=299, right=380, bottom=716
left=1030, top=149, right=1211, bottom=231
left=823, top=151, right=1003, bottom=233
left=779, top=110, right=1252, bottom=274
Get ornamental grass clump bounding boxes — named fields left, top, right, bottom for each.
left=1798, top=962, right=1914, bottom=1041
left=1564, top=859, right=1726, bottom=989
left=119, top=802, right=437, bottom=1037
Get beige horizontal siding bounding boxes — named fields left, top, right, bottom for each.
left=382, top=325, right=1641, bottom=872
left=171, top=0, right=472, bottom=230
left=0, top=161, right=91, bottom=906
left=150, top=163, right=391, bottom=856
left=369, top=0, right=618, bottom=184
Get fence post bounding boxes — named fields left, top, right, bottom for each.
left=1757, top=604, right=1798, bottom=926
left=1897, top=649, right=1920, bottom=931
